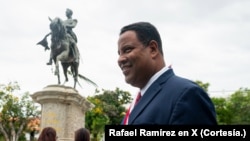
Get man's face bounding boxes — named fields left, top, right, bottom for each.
left=66, top=10, right=72, bottom=18
left=117, top=30, right=152, bottom=88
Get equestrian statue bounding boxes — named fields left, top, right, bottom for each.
left=37, top=9, right=97, bottom=89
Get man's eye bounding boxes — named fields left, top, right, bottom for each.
left=124, top=48, right=132, bottom=53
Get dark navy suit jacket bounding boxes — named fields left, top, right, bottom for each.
left=123, top=69, right=217, bottom=125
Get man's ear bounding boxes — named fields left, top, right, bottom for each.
left=148, top=40, right=159, bottom=58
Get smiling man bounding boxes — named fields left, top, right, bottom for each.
left=117, top=22, right=217, bottom=125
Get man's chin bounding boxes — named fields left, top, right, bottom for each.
left=125, top=76, right=131, bottom=84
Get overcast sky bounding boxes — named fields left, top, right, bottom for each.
left=1, top=0, right=249, bottom=98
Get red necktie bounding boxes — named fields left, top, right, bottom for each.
left=134, top=91, right=141, bottom=105
left=123, top=92, right=141, bottom=125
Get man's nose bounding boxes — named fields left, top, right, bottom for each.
left=118, top=55, right=127, bottom=67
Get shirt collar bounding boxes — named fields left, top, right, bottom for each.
left=140, top=66, right=170, bottom=96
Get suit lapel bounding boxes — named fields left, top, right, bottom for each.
left=128, top=69, right=174, bottom=124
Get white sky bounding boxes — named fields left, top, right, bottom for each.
left=0, top=0, right=249, bottom=98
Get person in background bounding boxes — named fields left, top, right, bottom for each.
left=74, top=127, right=90, bottom=141
left=37, top=127, right=57, bottom=141
left=117, top=21, right=217, bottom=125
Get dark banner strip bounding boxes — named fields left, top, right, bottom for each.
left=105, top=125, right=250, bottom=140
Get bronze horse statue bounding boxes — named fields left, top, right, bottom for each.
left=38, top=17, right=80, bottom=88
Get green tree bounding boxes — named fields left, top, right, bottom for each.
left=0, top=82, right=40, bottom=141
left=227, top=88, right=250, bottom=124
left=86, top=95, right=109, bottom=141
left=85, top=88, right=132, bottom=141
left=211, top=97, right=233, bottom=124
left=195, top=80, right=210, bottom=92
left=211, top=88, right=250, bottom=124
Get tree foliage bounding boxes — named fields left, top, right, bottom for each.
left=212, top=88, right=250, bottom=124
left=195, top=80, right=250, bottom=124
left=85, top=88, right=132, bottom=141
left=226, top=88, right=250, bottom=124
left=195, top=80, right=210, bottom=92
left=0, top=82, right=40, bottom=141
left=211, top=97, right=233, bottom=124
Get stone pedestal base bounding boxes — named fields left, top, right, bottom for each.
left=31, top=85, right=94, bottom=141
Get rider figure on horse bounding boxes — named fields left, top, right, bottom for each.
left=46, top=8, right=79, bottom=65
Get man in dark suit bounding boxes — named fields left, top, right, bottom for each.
left=117, top=22, right=217, bottom=125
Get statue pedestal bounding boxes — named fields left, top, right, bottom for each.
left=31, top=85, right=94, bottom=141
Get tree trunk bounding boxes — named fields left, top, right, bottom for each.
left=10, top=122, right=16, bottom=141
left=0, top=123, right=10, bottom=141
left=16, top=121, right=26, bottom=141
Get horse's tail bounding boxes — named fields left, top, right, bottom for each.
left=77, top=73, right=98, bottom=88
left=68, top=70, right=98, bottom=88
